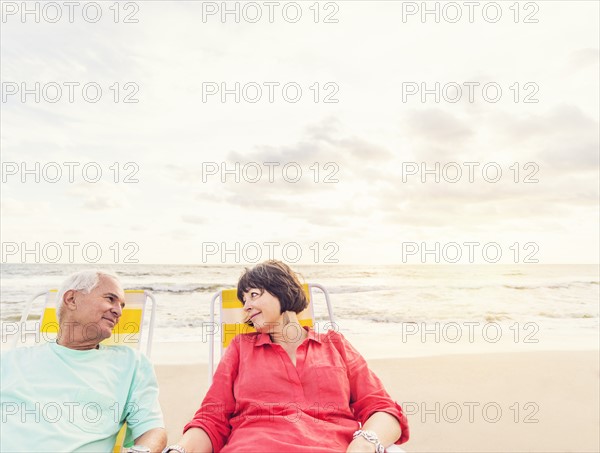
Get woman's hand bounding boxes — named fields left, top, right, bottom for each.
left=350, top=412, right=401, bottom=452
left=346, top=436, right=377, bottom=453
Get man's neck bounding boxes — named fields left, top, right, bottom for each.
left=56, top=329, right=102, bottom=350
left=56, top=340, right=100, bottom=350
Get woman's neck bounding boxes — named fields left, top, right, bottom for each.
left=269, top=312, right=308, bottom=346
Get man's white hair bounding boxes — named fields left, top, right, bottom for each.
left=56, top=270, right=120, bottom=323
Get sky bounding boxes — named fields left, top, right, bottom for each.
left=1, top=0, right=599, bottom=265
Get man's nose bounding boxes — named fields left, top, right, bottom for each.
left=112, top=303, right=123, bottom=317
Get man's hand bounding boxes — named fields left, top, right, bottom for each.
left=134, top=427, right=167, bottom=453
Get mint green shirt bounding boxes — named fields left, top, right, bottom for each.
left=1, top=342, right=164, bottom=452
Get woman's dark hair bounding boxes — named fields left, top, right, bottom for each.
left=237, top=260, right=308, bottom=315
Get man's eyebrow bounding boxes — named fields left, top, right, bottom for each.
left=105, top=292, right=125, bottom=304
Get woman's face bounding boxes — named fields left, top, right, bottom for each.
left=242, top=287, right=282, bottom=332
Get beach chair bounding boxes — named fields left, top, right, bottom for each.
left=208, top=283, right=334, bottom=384
left=12, top=289, right=158, bottom=453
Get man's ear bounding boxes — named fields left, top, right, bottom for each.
left=63, top=289, right=77, bottom=311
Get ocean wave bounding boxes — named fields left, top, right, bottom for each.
left=327, top=286, right=390, bottom=294
left=346, top=315, right=519, bottom=324
left=1, top=314, right=40, bottom=322
left=332, top=280, right=599, bottom=295
left=538, top=312, right=597, bottom=319
left=133, top=284, right=227, bottom=294
left=484, top=313, right=513, bottom=322
left=159, top=318, right=207, bottom=328
left=503, top=281, right=599, bottom=291
left=118, top=271, right=156, bottom=277
left=503, top=285, right=538, bottom=290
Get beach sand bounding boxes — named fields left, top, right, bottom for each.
left=155, top=350, right=599, bottom=452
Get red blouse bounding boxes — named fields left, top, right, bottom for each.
left=184, top=327, right=409, bottom=452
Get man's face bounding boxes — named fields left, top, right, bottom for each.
left=67, top=275, right=126, bottom=341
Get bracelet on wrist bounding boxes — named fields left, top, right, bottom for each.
left=352, top=430, right=384, bottom=453
left=161, top=446, right=186, bottom=453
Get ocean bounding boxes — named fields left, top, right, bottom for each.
left=1, top=264, right=598, bottom=359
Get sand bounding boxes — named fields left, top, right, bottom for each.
left=154, top=350, right=599, bottom=452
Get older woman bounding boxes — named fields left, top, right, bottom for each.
left=164, top=260, right=409, bottom=453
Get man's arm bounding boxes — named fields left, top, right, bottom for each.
left=126, top=351, right=167, bottom=452
left=134, top=427, right=167, bottom=453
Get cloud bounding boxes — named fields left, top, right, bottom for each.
left=181, top=215, right=205, bottom=225
left=492, top=104, right=597, bottom=145
left=402, top=108, right=474, bottom=148
left=169, top=229, right=196, bottom=241
left=67, top=182, right=128, bottom=211
left=566, top=48, right=599, bottom=73
left=82, top=196, right=122, bottom=210
left=2, top=20, right=140, bottom=81
left=0, top=196, right=50, bottom=216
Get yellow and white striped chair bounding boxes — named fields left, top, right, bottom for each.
left=12, top=288, right=157, bottom=453
left=208, top=283, right=334, bottom=384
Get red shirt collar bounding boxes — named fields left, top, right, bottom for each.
left=254, top=326, right=321, bottom=347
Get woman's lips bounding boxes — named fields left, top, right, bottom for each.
left=249, top=312, right=260, bottom=321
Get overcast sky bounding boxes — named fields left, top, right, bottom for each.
left=1, top=1, right=598, bottom=264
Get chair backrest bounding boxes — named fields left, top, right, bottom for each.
left=208, top=283, right=334, bottom=384
left=220, top=283, right=314, bottom=350
left=13, top=289, right=157, bottom=453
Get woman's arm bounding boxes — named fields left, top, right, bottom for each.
left=346, top=412, right=401, bottom=452
left=167, top=427, right=213, bottom=453
left=331, top=331, right=409, bottom=448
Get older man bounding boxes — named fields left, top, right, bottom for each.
left=1, top=270, right=167, bottom=453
